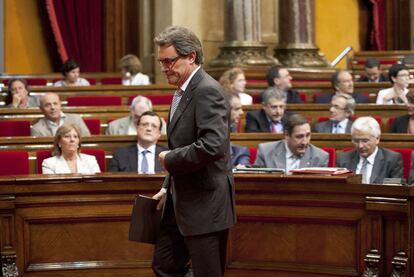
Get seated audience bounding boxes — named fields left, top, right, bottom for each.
left=245, top=88, right=289, bottom=133
left=106, top=95, right=166, bottom=135
left=5, top=78, right=39, bottom=108
left=263, top=65, right=303, bottom=103
left=315, top=70, right=369, bottom=103
left=376, top=63, right=410, bottom=104
left=42, top=124, right=100, bottom=174
left=254, top=114, right=329, bottom=173
left=358, top=58, right=388, bottom=83
left=337, top=116, right=403, bottom=184
left=219, top=67, right=252, bottom=105
left=109, top=111, right=167, bottom=173
left=54, top=59, right=90, bottom=87
left=227, top=94, right=250, bottom=166
left=31, top=93, right=91, bottom=137
left=119, top=54, right=150, bottom=85
left=314, top=93, right=355, bottom=133
left=390, top=89, right=414, bottom=133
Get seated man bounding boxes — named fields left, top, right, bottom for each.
left=245, top=88, right=290, bottom=133
left=106, top=95, right=166, bottom=135
left=109, top=111, right=167, bottom=173
left=337, top=116, right=403, bottom=184
left=315, top=70, right=369, bottom=104
left=358, top=58, right=388, bottom=83
left=314, top=93, right=355, bottom=133
left=263, top=65, right=303, bottom=103
left=254, top=114, right=329, bottom=173
left=227, top=94, right=250, bottom=166
left=31, top=92, right=90, bottom=137
left=390, top=89, right=414, bottom=133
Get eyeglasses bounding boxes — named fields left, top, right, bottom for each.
left=158, top=56, right=182, bottom=69
left=330, top=104, right=346, bottom=110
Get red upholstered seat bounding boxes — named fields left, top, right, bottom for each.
left=390, top=148, right=413, bottom=180
left=101, top=77, right=122, bottom=85
left=67, top=96, right=122, bottom=106
left=128, top=95, right=174, bottom=105
left=321, top=147, right=336, bottom=167
left=83, top=118, right=101, bottom=135
left=36, top=148, right=106, bottom=173
left=387, top=117, right=395, bottom=132
left=86, top=78, right=96, bottom=85
left=0, top=151, right=29, bottom=175
left=0, top=120, right=31, bottom=136
left=318, top=116, right=329, bottom=123
left=252, top=94, right=261, bottom=104
left=249, top=147, right=257, bottom=165
left=299, top=92, right=307, bottom=103
left=3, top=78, right=47, bottom=86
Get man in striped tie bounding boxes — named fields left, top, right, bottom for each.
left=151, top=26, right=236, bottom=277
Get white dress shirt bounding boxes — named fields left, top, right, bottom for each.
left=332, top=118, right=349, bottom=134
left=356, top=147, right=378, bottom=183
left=137, top=144, right=156, bottom=173
left=285, top=141, right=301, bottom=174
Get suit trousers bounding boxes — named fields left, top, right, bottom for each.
left=152, top=193, right=229, bottom=277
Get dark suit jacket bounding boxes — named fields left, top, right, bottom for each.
left=357, top=74, right=388, bottom=83
left=245, top=109, right=291, bottom=133
left=230, top=144, right=250, bottom=166
left=314, top=119, right=353, bottom=133
left=336, top=148, right=403, bottom=184
left=390, top=115, right=410, bottom=133
left=315, top=92, right=369, bottom=104
left=257, top=88, right=303, bottom=104
left=109, top=144, right=167, bottom=172
left=163, top=68, right=236, bottom=236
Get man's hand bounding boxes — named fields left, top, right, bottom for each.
left=159, top=150, right=171, bottom=170
left=152, top=189, right=166, bottom=211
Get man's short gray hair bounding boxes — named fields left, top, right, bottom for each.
left=351, top=116, right=381, bottom=138
left=130, top=95, right=152, bottom=112
left=332, top=93, right=356, bottom=115
left=262, top=87, right=286, bottom=105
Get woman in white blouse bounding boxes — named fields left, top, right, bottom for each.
left=42, top=124, right=100, bottom=174
left=376, top=63, right=410, bottom=104
left=54, top=59, right=90, bottom=87
left=219, top=67, right=253, bottom=105
left=119, top=54, right=150, bottom=85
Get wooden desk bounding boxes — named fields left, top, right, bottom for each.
left=0, top=174, right=412, bottom=276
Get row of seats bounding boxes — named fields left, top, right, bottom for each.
left=1, top=147, right=411, bottom=180
left=2, top=77, right=124, bottom=86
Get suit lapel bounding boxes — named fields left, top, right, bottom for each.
left=154, top=145, right=162, bottom=171
left=259, top=110, right=271, bottom=132
left=274, top=142, right=286, bottom=169
left=128, top=145, right=138, bottom=172
left=370, top=148, right=384, bottom=183
left=345, top=120, right=353, bottom=133
left=349, top=151, right=359, bottom=172
left=167, top=69, right=203, bottom=135
left=300, top=147, right=313, bottom=168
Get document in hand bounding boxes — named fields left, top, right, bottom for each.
left=129, top=195, right=162, bottom=244
left=289, top=167, right=352, bottom=175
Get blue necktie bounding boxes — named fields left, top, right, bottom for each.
left=141, top=150, right=149, bottom=173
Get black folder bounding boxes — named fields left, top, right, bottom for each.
left=128, top=195, right=162, bottom=244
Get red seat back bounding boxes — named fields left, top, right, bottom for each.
left=36, top=150, right=52, bottom=173
left=249, top=147, right=258, bottom=165
left=67, top=96, right=122, bottom=106
left=299, top=92, right=307, bottom=103
left=318, top=116, right=329, bottom=123
left=101, top=77, right=122, bottom=85
left=4, top=78, right=47, bottom=86
left=83, top=118, right=101, bottom=135
left=147, top=95, right=174, bottom=105
left=0, top=121, right=31, bottom=136
left=0, top=151, right=29, bottom=175
left=321, top=147, right=336, bottom=167
left=390, top=148, right=413, bottom=180
left=81, top=149, right=106, bottom=172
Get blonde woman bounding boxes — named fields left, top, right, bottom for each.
left=119, top=54, right=150, bottom=85
left=219, top=67, right=252, bottom=105
left=42, top=124, right=100, bottom=174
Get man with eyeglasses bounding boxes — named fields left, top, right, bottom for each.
left=245, top=88, right=291, bottom=133
left=150, top=26, right=235, bottom=277
left=109, top=111, right=167, bottom=173
left=337, top=116, right=403, bottom=184
left=314, top=93, right=355, bottom=134
left=315, top=70, right=369, bottom=103
left=390, top=89, right=414, bottom=133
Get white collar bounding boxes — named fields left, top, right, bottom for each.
left=137, top=144, right=156, bottom=154
left=361, top=147, right=378, bottom=164
left=179, top=66, right=201, bottom=92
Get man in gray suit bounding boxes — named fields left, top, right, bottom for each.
left=337, top=116, right=403, bottom=184
left=31, top=93, right=90, bottom=137
left=109, top=111, right=167, bottom=173
left=314, top=93, right=355, bottom=133
left=106, top=95, right=166, bottom=135
left=254, top=114, right=329, bottom=174
left=151, top=26, right=235, bottom=277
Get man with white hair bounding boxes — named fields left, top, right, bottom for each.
left=106, top=95, right=166, bottom=135
left=337, top=116, right=403, bottom=184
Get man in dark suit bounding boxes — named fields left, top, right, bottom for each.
left=314, top=93, right=355, bottom=133
left=109, top=111, right=167, bottom=173
left=358, top=58, right=388, bottom=83
left=261, top=65, right=303, bottom=103
left=315, top=70, right=369, bottom=104
left=246, top=88, right=290, bottom=133
left=337, top=116, right=403, bottom=184
left=390, top=89, right=414, bottom=133
left=151, top=26, right=236, bottom=277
